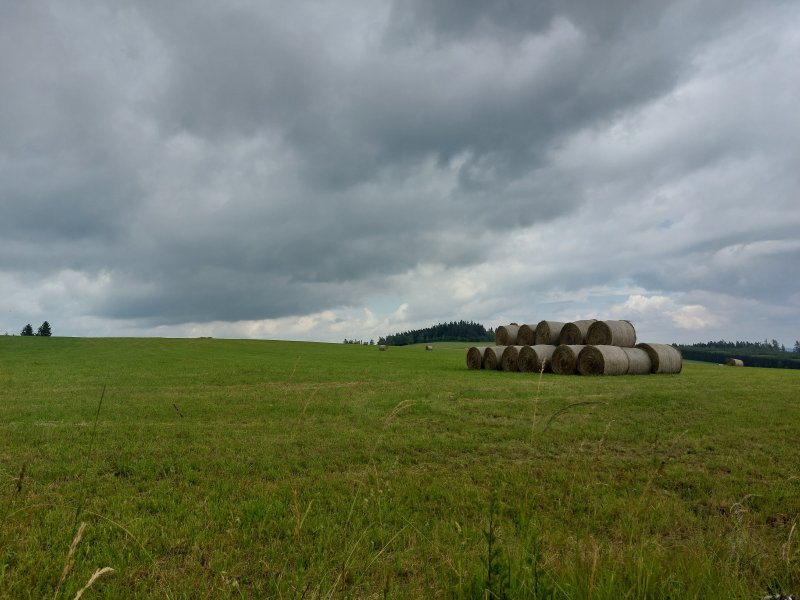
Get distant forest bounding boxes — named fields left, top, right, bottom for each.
left=378, top=321, right=494, bottom=346
left=676, top=339, right=800, bottom=370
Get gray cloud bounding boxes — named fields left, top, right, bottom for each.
left=1, top=0, right=798, bottom=343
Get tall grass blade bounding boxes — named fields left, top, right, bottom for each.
left=73, top=386, right=105, bottom=525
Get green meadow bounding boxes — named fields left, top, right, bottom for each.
left=1, top=336, right=799, bottom=599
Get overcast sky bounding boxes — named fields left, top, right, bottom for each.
left=2, top=1, right=799, bottom=345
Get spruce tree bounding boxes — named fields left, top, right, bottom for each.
left=21, top=324, right=34, bottom=336
left=37, top=321, right=52, bottom=337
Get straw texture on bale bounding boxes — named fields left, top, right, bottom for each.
left=501, top=346, right=524, bottom=372
left=378, top=345, right=387, bottom=351
left=534, top=320, right=566, bottom=345
left=517, top=345, right=556, bottom=373
left=622, top=347, right=652, bottom=375
left=466, top=346, right=487, bottom=370
left=578, top=345, right=630, bottom=376
left=559, top=320, right=597, bottom=345
left=726, top=358, right=744, bottom=367
left=551, top=345, right=585, bottom=375
left=516, top=324, right=537, bottom=346
left=635, top=343, right=683, bottom=374
left=495, top=324, right=520, bottom=346
left=483, top=346, right=506, bottom=370
left=586, top=320, right=637, bottom=347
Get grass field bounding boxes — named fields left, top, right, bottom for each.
left=1, top=336, right=799, bottom=598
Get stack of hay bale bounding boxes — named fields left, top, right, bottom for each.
left=466, top=319, right=682, bottom=375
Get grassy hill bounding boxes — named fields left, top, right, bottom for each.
left=1, top=337, right=799, bottom=598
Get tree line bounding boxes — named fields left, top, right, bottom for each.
left=18, top=322, right=52, bottom=337
left=378, top=320, right=494, bottom=346
left=678, top=339, right=799, bottom=353
left=675, top=339, right=800, bottom=370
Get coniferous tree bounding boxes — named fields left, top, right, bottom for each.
left=21, top=324, right=34, bottom=336
left=37, top=321, right=52, bottom=337
left=379, top=320, right=493, bottom=346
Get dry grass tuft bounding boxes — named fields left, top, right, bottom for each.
left=54, top=522, right=87, bottom=599
left=72, top=567, right=114, bottom=600
left=783, top=521, right=797, bottom=565
left=384, top=399, right=415, bottom=425
left=291, top=489, right=313, bottom=539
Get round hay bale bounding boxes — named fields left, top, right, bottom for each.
left=518, top=344, right=556, bottom=373
left=635, top=343, right=683, bottom=374
left=501, top=346, right=524, bottom=372
left=516, top=324, right=537, bottom=346
left=483, top=346, right=506, bottom=370
left=495, top=324, right=520, bottom=346
left=465, top=346, right=487, bottom=370
left=622, top=347, right=652, bottom=375
left=378, top=345, right=387, bottom=351
left=534, top=320, right=566, bottom=345
left=578, top=345, right=629, bottom=376
left=425, top=345, right=433, bottom=351
left=551, top=345, right=585, bottom=375
left=586, top=320, right=637, bottom=347
left=726, top=357, right=744, bottom=367
left=559, top=320, right=597, bottom=345
left=517, top=345, right=535, bottom=372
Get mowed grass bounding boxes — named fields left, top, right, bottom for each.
left=1, top=336, right=799, bottom=599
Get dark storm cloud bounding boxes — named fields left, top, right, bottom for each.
left=140, top=4, right=326, bottom=141
left=1, top=0, right=798, bottom=337
left=139, top=0, right=720, bottom=189
left=380, top=0, right=748, bottom=158
left=0, top=5, right=142, bottom=247
left=387, top=0, right=749, bottom=40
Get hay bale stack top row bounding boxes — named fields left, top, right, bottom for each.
left=470, top=319, right=681, bottom=375
left=496, top=319, right=636, bottom=347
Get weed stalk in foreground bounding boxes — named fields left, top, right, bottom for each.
left=53, top=521, right=86, bottom=599
left=291, top=488, right=313, bottom=539
left=73, top=385, right=105, bottom=526
left=1, top=463, right=26, bottom=524
left=52, top=521, right=115, bottom=600
left=530, top=359, right=546, bottom=444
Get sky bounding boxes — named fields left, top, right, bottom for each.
left=2, top=1, right=799, bottom=346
